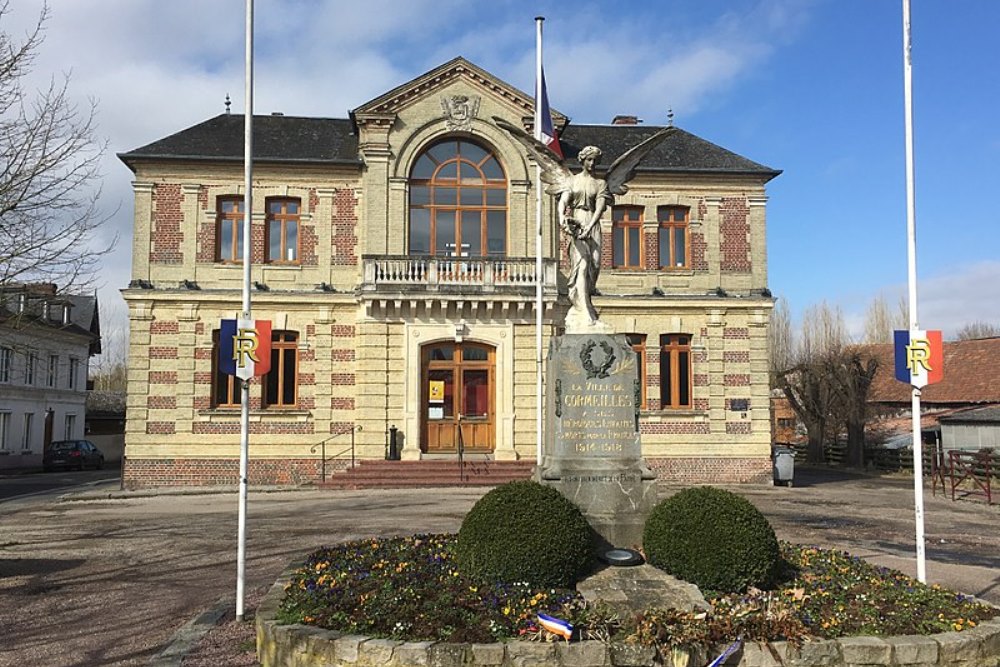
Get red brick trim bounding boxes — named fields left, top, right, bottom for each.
left=122, top=458, right=323, bottom=488
left=647, top=456, right=770, bottom=484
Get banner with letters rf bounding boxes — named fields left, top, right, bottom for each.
left=219, top=318, right=272, bottom=380
left=894, top=329, right=943, bottom=389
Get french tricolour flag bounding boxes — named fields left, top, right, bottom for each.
left=537, top=612, right=573, bottom=641
left=894, top=329, right=943, bottom=389
left=219, top=317, right=272, bottom=380
left=537, top=68, right=563, bottom=159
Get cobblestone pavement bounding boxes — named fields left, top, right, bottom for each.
left=0, top=467, right=997, bottom=666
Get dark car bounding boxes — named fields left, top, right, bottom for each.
left=43, top=440, right=105, bottom=472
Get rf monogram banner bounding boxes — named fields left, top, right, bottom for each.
left=219, top=318, right=272, bottom=380
left=894, top=329, right=943, bottom=389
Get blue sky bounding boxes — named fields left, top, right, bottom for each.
left=4, top=0, right=998, bottom=357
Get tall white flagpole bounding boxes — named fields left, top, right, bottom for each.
left=237, top=0, right=254, bottom=620
left=902, top=0, right=926, bottom=583
left=534, top=17, right=545, bottom=465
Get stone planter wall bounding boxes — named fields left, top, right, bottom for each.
left=257, top=567, right=1000, bottom=667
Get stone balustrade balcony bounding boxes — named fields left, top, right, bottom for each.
left=359, top=255, right=560, bottom=319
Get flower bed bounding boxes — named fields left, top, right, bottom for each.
left=258, top=534, right=1000, bottom=667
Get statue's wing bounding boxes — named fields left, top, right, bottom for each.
left=604, top=126, right=676, bottom=196
left=493, top=116, right=573, bottom=194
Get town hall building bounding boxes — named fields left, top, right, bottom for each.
left=117, top=57, right=780, bottom=488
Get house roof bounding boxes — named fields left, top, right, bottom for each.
left=866, top=337, right=1000, bottom=405
left=119, top=114, right=360, bottom=168
left=939, top=405, right=1000, bottom=425
left=119, top=57, right=779, bottom=180
left=0, top=284, right=101, bottom=354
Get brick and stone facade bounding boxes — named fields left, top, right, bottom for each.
left=118, top=57, right=779, bottom=488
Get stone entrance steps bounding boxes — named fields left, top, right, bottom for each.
left=314, top=459, right=535, bottom=490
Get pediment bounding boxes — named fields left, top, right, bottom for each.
left=352, top=56, right=568, bottom=127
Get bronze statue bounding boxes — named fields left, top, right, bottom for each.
left=494, top=117, right=674, bottom=332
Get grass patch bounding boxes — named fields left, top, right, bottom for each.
left=277, top=534, right=998, bottom=648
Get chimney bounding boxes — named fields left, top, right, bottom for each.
left=612, top=115, right=641, bottom=125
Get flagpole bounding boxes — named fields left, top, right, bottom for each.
left=236, top=0, right=254, bottom=620
left=902, top=0, right=926, bottom=583
left=534, top=16, right=545, bottom=465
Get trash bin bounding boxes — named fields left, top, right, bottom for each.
left=772, top=445, right=794, bottom=487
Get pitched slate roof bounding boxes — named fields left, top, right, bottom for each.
left=119, top=114, right=360, bottom=169
left=119, top=113, right=779, bottom=180
left=939, top=406, right=1000, bottom=424
left=561, top=124, right=779, bottom=178
left=866, top=337, right=1000, bottom=406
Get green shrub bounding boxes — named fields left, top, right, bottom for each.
left=643, top=486, right=779, bottom=593
left=456, top=480, right=593, bottom=588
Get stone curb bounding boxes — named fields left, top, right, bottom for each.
left=148, top=596, right=230, bottom=667
left=58, top=484, right=311, bottom=502
left=256, top=565, right=1000, bottom=667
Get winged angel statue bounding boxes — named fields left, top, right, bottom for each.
left=494, top=117, right=674, bottom=332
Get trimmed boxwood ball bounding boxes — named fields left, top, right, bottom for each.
left=643, top=486, right=780, bottom=593
left=456, top=480, right=593, bottom=588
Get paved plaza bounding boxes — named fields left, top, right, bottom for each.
left=0, top=468, right=998, bottom=666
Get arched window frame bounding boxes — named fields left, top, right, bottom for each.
left=408, top=139, right=507, bottom=257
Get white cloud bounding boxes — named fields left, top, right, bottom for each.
left=833, top=261, right=1000, bottom=341
left=3, top=0, right=818, bottom=364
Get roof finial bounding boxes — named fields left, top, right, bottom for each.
left=225, top=94, right=232, bottom=115
left=667, top=107, right=674, bottom=127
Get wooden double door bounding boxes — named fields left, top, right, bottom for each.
left=421, top=342, right=495, bottom=454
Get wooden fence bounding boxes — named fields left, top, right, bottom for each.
left=789, top=441, right=999, bottom=505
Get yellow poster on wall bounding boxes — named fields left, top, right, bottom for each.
left=428, top=380, right=445, bottom=403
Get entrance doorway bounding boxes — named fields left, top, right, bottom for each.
left=421, top=342, right=495, bottom=454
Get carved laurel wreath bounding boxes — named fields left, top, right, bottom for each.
left=580, top=340, right=616, bottom=379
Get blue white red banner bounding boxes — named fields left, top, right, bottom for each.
left=219, top=318, right=272, bottom=380
left=537, top=68, right=563, bottom=159
left=894, top=329, right=943, bottom=388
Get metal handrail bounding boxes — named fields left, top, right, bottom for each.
left=457, top=416, right=465, bottom=483
left=309, top=425, right=361, bottom=481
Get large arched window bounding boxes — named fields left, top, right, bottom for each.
left=409, top=139, right=507, bottom=257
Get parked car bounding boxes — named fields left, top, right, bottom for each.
left=43, top=440, right=105, bottom=471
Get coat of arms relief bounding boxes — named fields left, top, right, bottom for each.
left=440, top=94, right=481, bottom=130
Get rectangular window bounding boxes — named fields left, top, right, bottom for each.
left=47, top=355, right=58, bottom=388
left=612, top=206, right=643, bottom=269
left=264, top=331, right=298, bottom=408
left=68, top=358, right=79, bottom=390
left=0, top=412, right=10, bottom=450
left=25, top=352, right=37, bottom=385
left=212, top=330, right=240, bottom=408
left=625, top=334, right=647, bottom=409
left=658, top=206, right=690, bottom=269
left=216, top=197, right=245, bottom=262
left=660, top=334, right=692, bottom=409
left=64, top=414, right=76, bottom=440
left=0, top=347, right=11, bottom=383
left=266, top=198, right=300, bottom=263
left=22, top=413, right=33, bottom=451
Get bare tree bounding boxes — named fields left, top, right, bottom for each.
left=799, top=301, right=846, bottom=360
left=0, top=2, right=113, bottom=291
left=863, top=294, right=907, bottom=343
left=776, top=302, right=848, bottom=464
left=955, top=321, right=1000, bottom=341
left=768, top=296, right=793, bottom=387
left=827, top=349, right=878, bottom=468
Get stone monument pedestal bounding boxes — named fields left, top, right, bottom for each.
left=538, top=334, right=657, bottom=550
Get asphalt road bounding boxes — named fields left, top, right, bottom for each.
left=0, top=468, right=121, bottom=504
left=0, top=468, right=998, bottom=667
